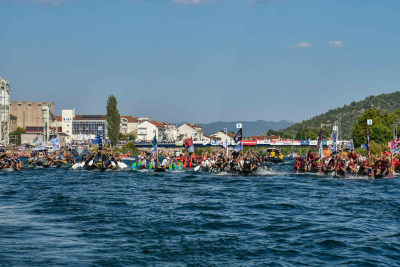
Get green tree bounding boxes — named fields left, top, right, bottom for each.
left=106, top=95, right=121, bottom=147
left=352, top=108, right=392, bottom=148
left=306, top=130, right=318, bottom=140
left=10, top=127, right=26, bottom=145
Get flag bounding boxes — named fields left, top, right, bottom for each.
left=348, top=139, right=354, bottom=150
left=330, top=131, right=338, bottom=153
left=50, top=136, right=60, bottom=146
left=317, top=127, right=323, bottom=149
left=184, top=137, right=194, bottom=153
left=98, top=130, right=103, bottom=151
left=32, top=135, right=43, bottom=145
left=235, top=141, right=243, bottom=152
left=234, top=128, right=242, bottom=143
left=222, top=140, right=228, bottom=149
left=151, top=133, right=157, bottom=155
left=361, top=144, right=367, bottom=149
left=19, top=145, right=26, bottom=151
left=388, top=141, right=395, bottom=149
left=53, top=143, right=60, bottom=151
left=391, top=146, right=400, bottom=154
left=367, top=125, right=370, bottom=153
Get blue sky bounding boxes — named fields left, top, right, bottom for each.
left=1, top=0, right=399, bottom=123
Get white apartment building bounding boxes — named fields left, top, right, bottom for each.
left=120, top=116, right=139, bottom=134
left=61, top=108, right=75, bottom=144
left=136, top=121, right=166, bottom=142
left=177, top=123, right=204, bottom=141
left=161, top=121, right=179, bottom=141
left=210, top=131, right=235, bottom=142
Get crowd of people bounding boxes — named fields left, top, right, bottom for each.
left=132, top=149, right=283, bottom=173
left=294, top=148, right=396, bottom=178
left=76, top=150, right=127, bottom=170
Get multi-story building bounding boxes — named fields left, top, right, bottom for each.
left=177, top=123, right=204, bottom=141
left=10, top=101, right=54, bottom=129
left=136, top=121, right=166, bottom=142
left=10, top=114, right=17, bottom=133
left=61, top=109, right=75, bottom=143
left=72, top=115, right=107, bottom=141
left=120, top=116, right=139, bottom=134
left=161, top=121, right=179, bottom=141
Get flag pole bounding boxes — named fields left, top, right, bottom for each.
left=225, top=128, right=228, bottom=159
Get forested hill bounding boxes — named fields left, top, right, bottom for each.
left=276, top=91, right=400, bottom=139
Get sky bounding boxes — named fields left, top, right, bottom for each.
left=1, top=0, right=400, bottom=124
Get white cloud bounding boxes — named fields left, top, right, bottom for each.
left=288, top=42, right=313, bottom=48
left=173, top=0, right=211, bottom=5
left=329, top=41, right=344, bottom=48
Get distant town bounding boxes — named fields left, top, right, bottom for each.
left=1, top=76, right=337, bottom=149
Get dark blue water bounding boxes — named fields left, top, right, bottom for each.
left=1, top=162, right=400, bottom=266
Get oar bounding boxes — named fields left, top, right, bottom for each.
left=388, top=155, right=394, bottom=179
left=371, top=169, right=375, bottom=180
left=132, top=162, right=137, bottom=170
left=72, top=163, right=80, bottom=169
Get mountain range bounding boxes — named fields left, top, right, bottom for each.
left=174, top=91, right=400, bottom=138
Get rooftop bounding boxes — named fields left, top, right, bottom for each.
left=74, top=115, right=107, bottom=121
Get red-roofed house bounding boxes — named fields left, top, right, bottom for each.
left=210, top=131, right=235, bottom=142
left=136, top=121, right=166, bottom=141
left=120, top=116, right=139, bottom=134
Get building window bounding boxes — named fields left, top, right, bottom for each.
left=18, top=104, right=21, bottom=106
left=28, top=104, right=31, bottom=106
left=38, top=104, right=41, bottom=106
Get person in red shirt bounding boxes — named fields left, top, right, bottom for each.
left=347, top=158, right=357, bottom=174
left=349, top=150, right=358, bottom=162
left=307, top=150, right=316, bottom=171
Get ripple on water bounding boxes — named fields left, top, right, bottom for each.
left=0, top=163, right=400, bottom=266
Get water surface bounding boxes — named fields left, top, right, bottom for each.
left=1, top=162, right=400, bottom=266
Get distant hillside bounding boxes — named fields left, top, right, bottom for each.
left=197, top=120, right=292, bottom=136
left=279, top=91, right=400, bottom=139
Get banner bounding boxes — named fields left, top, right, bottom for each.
left=32, top=135, right=43, bottom=145
left=243, top=140, right=257, bottom=146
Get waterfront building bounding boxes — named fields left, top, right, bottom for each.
left=177, top=123, right=204, bottom=141
left=120, top=116, right=139, bottom=134
left=0, top=77, right=11, bottom=145
left=61, top=109, right=75, bottom=144
left=202, top=134, right=211, bottom=142
left=210, top=131, right=235, bottom=142
left=10, top=114, right=17, bottom=133
left=136, top=121, right=166, bottom=141
left=72, top=115, right=107, bottom=141
left=161, top=121, right=179, bottom=141
left=10, top=101, right=54, bottom=129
